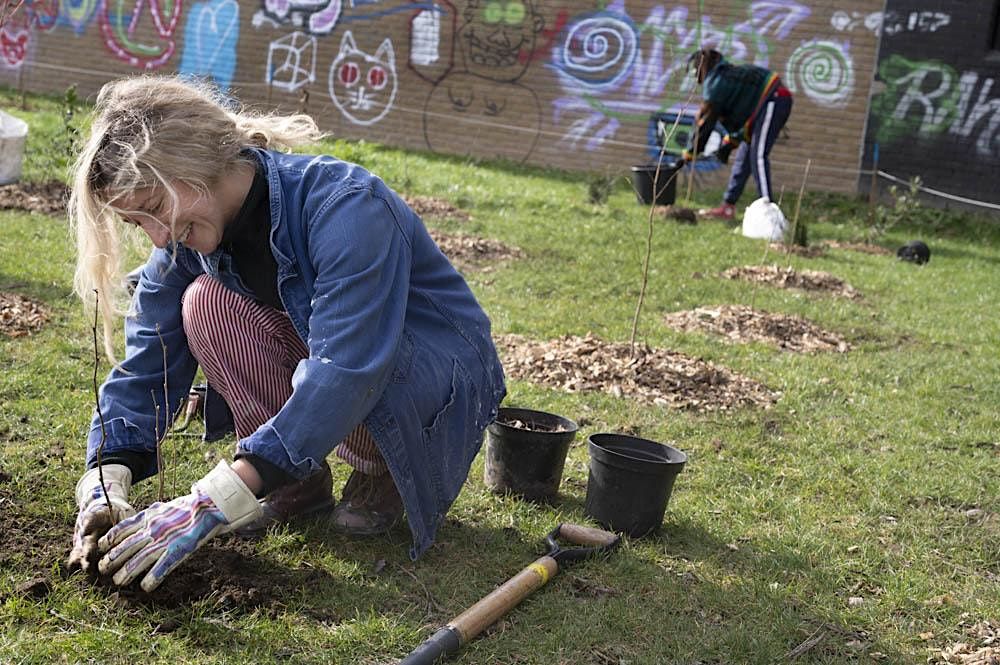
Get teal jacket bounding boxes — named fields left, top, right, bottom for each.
left=703, top=59, right=782, bottom=141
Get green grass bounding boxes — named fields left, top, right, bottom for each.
left=2, top=91, right=999, bottom=664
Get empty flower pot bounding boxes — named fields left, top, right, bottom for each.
left=484, top=407, right=579, bottom=503
left=584, top=433, right=687, bottom=537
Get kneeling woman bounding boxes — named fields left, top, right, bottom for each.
left=67, top=75, right=505, bottom=592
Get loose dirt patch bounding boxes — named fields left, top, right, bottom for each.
left=1, top=292, right=49, bottom=337
left=663, top=305, right=850, bottom=353
left=404, top=194, right=471, bottom=221
left=429, top=229, right=522, bottom=272
left=824, top=240, right=893, bottom=256
left=768, top=243, right=828, bottom=258
left=722, top=264, right=861, bottom=299
left=496, top=333, right=778, bottom=411
left=0, top=180, right=69, bottom=216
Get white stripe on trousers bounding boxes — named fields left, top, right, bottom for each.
left=755, top=99, right=776, bottom=202
left=181, top=275, right=386, bottom=475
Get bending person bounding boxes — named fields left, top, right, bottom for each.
left=66, top=75, right=506, bottom=592
left=682, top=47, right=793, bottom=220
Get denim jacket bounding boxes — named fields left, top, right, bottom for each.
left=86, top=149, right=506, bottom=559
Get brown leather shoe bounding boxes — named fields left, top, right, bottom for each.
left=331, top=470, right=403, bottom=536
left=236, top=462, right=335, bottom=536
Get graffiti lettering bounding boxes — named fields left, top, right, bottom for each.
left=873, top=55, right=1000, bottom=158
left=831, top=10, right=950, bottom=37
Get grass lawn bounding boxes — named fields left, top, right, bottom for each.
left=1, top=90, right=998, bottom=664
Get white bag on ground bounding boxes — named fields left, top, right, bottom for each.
left=0, top=110, right=28, bottom=185
left=741, top=197, right=787, bottom=241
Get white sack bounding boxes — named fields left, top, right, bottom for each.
left=0, top=110, right=28, bottom=185
left=741, top=197, right=787, bottom=241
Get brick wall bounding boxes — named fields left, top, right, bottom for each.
left=3, top=1, right=885, bottom=195
left=861, top=2, right=1000, bottom=207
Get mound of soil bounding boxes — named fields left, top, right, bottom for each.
left=496, top=333, right=778, bottom=411
left=663, top=305, right=850, bottom=353
left=429, top=229, right=522, bottom=272
left=1, top=292, right=49, bottom=337
left=722, top=264, right=861, bottom=299
left=404, top=194, right=471, bottom=221
left=0, top=181, right=69, bottom=216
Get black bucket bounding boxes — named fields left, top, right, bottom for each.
left=484, top=407, right=579, bottom=503
left=630, top=162, right=681, bottom=206
left=584, top=433, right=687, bottom=537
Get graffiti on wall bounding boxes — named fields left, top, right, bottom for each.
left=267, top=30, right=317, bottom=91
left=784, top=39, right=853, bottom=109
left=100, top=0, right=184, bottom=69
left=872, top=55, right=1000, bottom=159
left=260, top=0, right=342, bottom=35
left=328, top=30, right=397, bottom=125
left=59, top=0, right=100, bottom=33
left=421, top=0, right=545, bottom=162
left=1, top=0, right=58, bottom=68
left=831, top=10, right=950, bottom=37
left=179, top=0, right=239, bottom=90
left=550, top=0, right=821, bottom=153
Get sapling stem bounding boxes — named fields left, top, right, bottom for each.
left=154, top=324, right=168, bottom=502
left=90, top=290, right=114, bottom=520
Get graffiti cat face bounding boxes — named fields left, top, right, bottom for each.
left=328, top=30, right=397, bottom=126
left=458, top=0, right=543, bottom=82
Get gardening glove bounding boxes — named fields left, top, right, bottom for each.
left=715, top=136, right=735, bottom=164
left=97, top=461, right=262, bottom=592
left=68, top=464, right=135, bottom=573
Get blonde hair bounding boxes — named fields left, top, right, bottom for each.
left=70, top=75, right=325, bottom=362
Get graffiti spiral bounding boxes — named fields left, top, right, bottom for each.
left=785, top=39, right=854, bottom=109
left=551, top=9, right=637, bottom=91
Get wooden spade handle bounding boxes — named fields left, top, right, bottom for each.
left=447, top=555, right=559, bottom=643
left=558, top=523, right=619, bottom=548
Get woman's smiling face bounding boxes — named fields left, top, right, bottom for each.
left=116, top=182, right=229, bottom=254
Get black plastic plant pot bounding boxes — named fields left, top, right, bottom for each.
left=630, top=161, right=681, bottom=206
left=484, top=407, right=579, bottom=503
left=584, top=433, right=687, bottom=538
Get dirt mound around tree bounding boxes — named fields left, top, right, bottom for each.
left=663, top=305, right=850, bottom=353
left=0, top=181, right=69, bottom=216
left=722, top=264, right=861, bottom=299
left=429, top=229, right=522, bottom=272
left=823, top=240, right=893, bottom=256
left=496, top=333, right=778, bottom=412
left=403, top=194, right=471, bottom=221
left=1, top=292, right=49, bottom=337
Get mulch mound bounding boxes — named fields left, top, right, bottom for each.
left=722, top=264, right=862, bottom=299
left=404, top=194, right=471, bottom=221
left=768, top=243, right=828, bottom=258
left=496, top=333, right=778, bottom=411
left=429, top=229, right=522, bottom=272
left=1, top=292, right=49, bottom=337
left=0, top=181, right=69, bottom=216
left=663, top=305, right=850, bottom=353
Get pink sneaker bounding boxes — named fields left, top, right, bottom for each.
left=699, top=203, right=736, bottom=220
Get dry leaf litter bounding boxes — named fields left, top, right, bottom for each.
left=722, top=264, right=861, bottom=299
left=929, top=619, right=1000, bottom=665
left=429, top=229, right=522, bottom=272
left=496, top=333, right=778, bottom=411
left=663, top=305, right=850, bottom=353
left=824, top=240, right=893, bottom=256
left=403, top=195, right=471, bottom=221
left=1, top=292, right=49, bottom=337
left=0, top=181, right=69, bottom=216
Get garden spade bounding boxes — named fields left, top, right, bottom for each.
left=398, top=523, right=621, bottom=664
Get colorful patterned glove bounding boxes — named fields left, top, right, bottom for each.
left=97, top=461, right=262, bottom=592
left=67, top=464, right=135, bottom=573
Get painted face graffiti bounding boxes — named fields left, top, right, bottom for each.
left=328, top=30, right=397, bottom=126
left=457, top=0, right=543, bottom=82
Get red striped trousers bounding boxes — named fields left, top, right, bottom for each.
left=181, top=274, right=386, bottom=475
